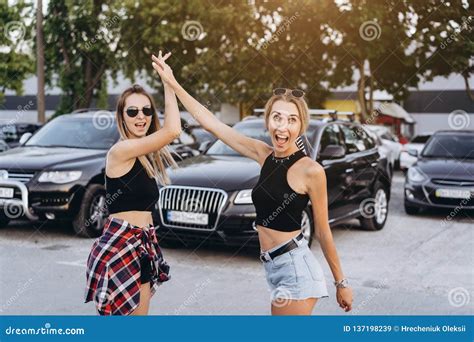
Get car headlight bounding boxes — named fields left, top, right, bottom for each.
left=234, top=189, right=253, bottom=204
left=407, top=167, right=427, bottom=183
left=38, top=171, right=82, bottom=184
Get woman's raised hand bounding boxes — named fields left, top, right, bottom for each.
left=151, top=51, right=177, bottom=87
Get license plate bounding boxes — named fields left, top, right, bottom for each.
left=435, top=188, right=472, bottom=199
left=167, top=210, right=209, bottom=225
left=0, top=187, right=14, bottom=198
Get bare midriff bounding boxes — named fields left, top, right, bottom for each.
left=257, top=225, right=301, bottom=251
left=108, top=210, right=153, bottom=228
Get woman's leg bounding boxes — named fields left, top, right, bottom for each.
left=271, top=298, right=318, bottom=315
left=130, top=282, right=152, bottom=315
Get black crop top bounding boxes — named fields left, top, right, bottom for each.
left=251, top=150, right=310, bottom=232
left=105, top=158, right=159, bottom=214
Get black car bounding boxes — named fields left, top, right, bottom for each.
left=404, top=130, right=474, bottom=214
left=0, top=112, right=119, bottom=237
left=154, top=118, right=392, bottom=247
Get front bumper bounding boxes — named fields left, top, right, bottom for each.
left=0, top=179, right=85, bottom=220
left=154, top=186, right=259, bottom=246
left=404, top=180, right=474, bottom=210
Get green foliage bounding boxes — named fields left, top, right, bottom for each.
left=0, top=0, right=34, bottom=103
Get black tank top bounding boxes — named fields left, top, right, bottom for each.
left=251, top=150, right=309, bottom=232
left=105, top=158, right=159, bottom=214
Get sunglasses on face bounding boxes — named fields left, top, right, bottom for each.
left=125, top=105, right=153, bottom=117
left=273, top=88, right=305, bottom=98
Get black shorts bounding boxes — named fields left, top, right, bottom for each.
left=139, top=254, right=152, bottom=284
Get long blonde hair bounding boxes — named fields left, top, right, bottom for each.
left=115, top=84, right=177, bottom=185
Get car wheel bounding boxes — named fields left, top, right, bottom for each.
left=0, top=213, right=10, bottom=228
left=358, top=182, right=389, bottom=231
left=72, top=184, right=108, bottom=238
left=404, top=201, right=420, bottom=215
left=301, top=207, right=314, bottom=247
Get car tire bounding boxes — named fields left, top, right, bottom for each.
left=404, top=201, right=420, bottom=215
left=72, top=184, right=108, bottom=238
left=358, top=181, right=389, bottom=231
left=0, top=213, right=10, bottom=228
left=301, top=207, right=314, bottom=247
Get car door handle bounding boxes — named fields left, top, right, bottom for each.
left=345, top=168, right=354, bottom=173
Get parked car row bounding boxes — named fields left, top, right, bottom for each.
left=1, top=108, right=470, bottom=244
left=154, top=117, right=392, bottom=247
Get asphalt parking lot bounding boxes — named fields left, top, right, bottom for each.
left=0, top=171, right=472, bottom=315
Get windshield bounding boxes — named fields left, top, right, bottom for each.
left=422, top=134, right=474, bottom=159
left=411, top=135, right=431, bottom=144
left=206, top=121, right=316, bottom=156
left=26, top=116, right=119, bottom=149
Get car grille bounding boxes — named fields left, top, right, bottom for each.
left=432, top=179, right=474, bottom=187
left=158, top=186, right=228, bottom=230
left=1, top=170, right=36, bottom=183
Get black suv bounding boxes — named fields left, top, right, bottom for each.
left=0, top=112, right=119, bottom=237
left=154, top=117, right=392, bottom=247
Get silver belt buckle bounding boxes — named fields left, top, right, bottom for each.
left=259, top=253, right=270, bottom=262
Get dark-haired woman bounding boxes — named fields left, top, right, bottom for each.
left=85, top=51, right=181, bottom=315
left=151, top=54, right=353, bottom=315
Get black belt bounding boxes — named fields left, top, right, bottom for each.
left=260, top=233, right=305, bottom=262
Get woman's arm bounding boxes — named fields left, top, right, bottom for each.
left=110, top=52, right=181, bottom=162
left=151, top=55, right=272, bottom=164
left=306, top=162, right=353, bottom=312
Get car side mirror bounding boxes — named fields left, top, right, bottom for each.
left=319, top=145, right=346, bottom=160
left=19, top=132, right=32, bottom=145
left=408, top=149, right=418, bottom=157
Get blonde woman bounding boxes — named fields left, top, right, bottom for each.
left=85, top=51, right=181, bottom=315
left=151, top=54, right=353, bottom=315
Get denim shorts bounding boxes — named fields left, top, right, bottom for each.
left=261, top=236, right=329, bottom=301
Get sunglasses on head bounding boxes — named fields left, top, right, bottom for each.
left=273, top=88, right=305, bottom=98
left=125, top=105, right=153, bottom=117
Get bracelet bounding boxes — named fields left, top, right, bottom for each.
left=333, top=278, right=349, bottom=288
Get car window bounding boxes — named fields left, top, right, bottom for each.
left=340, top=124, right=365, bottom=153
left=26, top=117, right=119, bottom=149
left=358, top=127, right=376, bottom=149
left=319, top=124, right=343, bottom=154
left=411, top=135, right=431, bottom=143
left=422, top=134, right=474, bottom=159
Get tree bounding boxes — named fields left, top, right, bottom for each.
left=320, top=0, right=419, bottom=121
left=0, top=0, right=34, bottom=104
left=410, top=0, right=473, bottom=101
left=43, top=0, right=124, bottom=115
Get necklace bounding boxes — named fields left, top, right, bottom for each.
left=271, top=150, right=298, bottom=163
